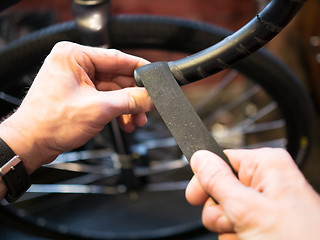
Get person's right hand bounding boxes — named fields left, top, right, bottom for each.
left=186, top=148, right=320, bottom=240
left=0, top=42, right=154, bottom=173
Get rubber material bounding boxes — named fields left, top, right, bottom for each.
left=169, top=0, right=306, bottom=84
left=0, top=0, right=21, bottom=12
left=135, top=62, right=229, bottom=163
left=0, top=22, right=80, bottom=90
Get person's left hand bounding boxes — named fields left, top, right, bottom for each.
left=185, top=149, right=320, bottom=240
left=0, top=42, right=153, bottom=173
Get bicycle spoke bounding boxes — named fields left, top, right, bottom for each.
left=215, top=134, right=287, bottom=149
left=0, top=91, right=22, bottom=106
left=28, top=180, right=191, bottom=195
left=135, top=159, right=189, bottom=176
left=243, top=119, right=285, bottom=134
left=240, top=101, right=278, bottom=127
left=245, top=138, right=287, bottom=149
left=49, top=158, right=189, bottom=176
left=47, top=162, right=120, bottom=175
left=9, top=173, right=111, bottom=204
left=131, top=137, right=177, bottom=153
left=111, top=119, right=127, bottom=154
left=194, top=70, right=238, bottom=111
left=210, top=101, right=285, bottom=148
left=17, top=160, right=190, bottom=204
left=28, top=184, right=125, bottom=195
left=218, top=101, right=279, bottom=134
left=215, top=119, right=285, bottom=139
left=203, top=85, right=261, bottom=124
left=50, top=148, right=116, bottom=164
left=145, top=181, right=189, bottom=192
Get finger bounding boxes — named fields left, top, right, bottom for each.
left=202, top=198, right=234, bottom=233
left=94, top=75, right=137, bottom=90
left=218, top=233, right=239, bottom=240
left=185, top=175, right=209, bottom=206
left=117, top=113, right=147, bottom=133
left=190, top=150, right=254, bottom=205
left=94, top=75, right=139, bottom=94
left=223, top=149, right=259, bottom=187
left=81, top=46, right=150, bottom=76
left=224, top=148, right=295, bottom=173
left=224, top=148, right=299, bottom=189
left=186, top=175, right=234, bottom=233
left=117, top=115, right=135, bottom=133
left=98, top=87, right=154, bottom=117
left=224, top=148, right=259, bottom=173
left=132, top=112, right=148, bottom=127
left=94, top=80, right=122, bottom=92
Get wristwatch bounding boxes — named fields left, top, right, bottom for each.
left=0, top=138, right=31, bottom=203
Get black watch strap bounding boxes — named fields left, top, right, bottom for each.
left=0, top=138, right=15, bottom=165
left=0, top=138, right=31, bottom=203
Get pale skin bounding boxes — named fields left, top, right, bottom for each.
left=0, top=41, right=154, bottom=199
left=186, top=148, right=320, bottom=240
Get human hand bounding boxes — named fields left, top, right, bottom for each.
left=0, top=42, right=153, bottom=173
left=186, top=148, right=320, bottom=240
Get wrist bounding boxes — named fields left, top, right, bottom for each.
left=0, top=113, right=56, bottom=174
left=0, top=138, right=31, bottom=202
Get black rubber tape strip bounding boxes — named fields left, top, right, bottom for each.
left=135, top=61, right=231, bottom=166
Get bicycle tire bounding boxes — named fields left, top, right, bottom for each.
left=0, top=15, right=314, bottom=164
left=0, top=15, right=315, bottom=239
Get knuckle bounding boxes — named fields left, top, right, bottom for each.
left=52, top=41, right=75, bottom=52
left=199, top=163, right=229, bottom=195
left=50, top=42, right=80, bottom=60
left=260, top=147, right=293, bottom=167
left=273, top=148, right=292, bottom=159
left=127, top=91, right=138, bottom=113
left=107, top=48, right=123, bottom=58
left=46, top=42, right=82, bottom=69
left=108, top=48, right=122, bottom=54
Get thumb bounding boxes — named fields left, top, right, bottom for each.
left=190, top=150, right=253, bottom=206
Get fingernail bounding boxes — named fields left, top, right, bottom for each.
left=217, top=215, right=233, bottom=233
